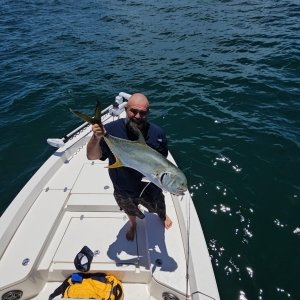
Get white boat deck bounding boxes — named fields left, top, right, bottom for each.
left=0, top=136, right=189, bottom=299
left=0, top=98, right=220, bottom=300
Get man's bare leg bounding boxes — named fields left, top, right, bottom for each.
left=164, top=214, right=173, bottom=229
left=126, top=215, right=137, bottom=241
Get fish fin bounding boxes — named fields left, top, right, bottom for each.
left=94, top=101, right=102, bottom=123
left=70, top=108, right=95, bottom=124
left=94, top=101, right=105, bottom=131
left=106, top=156, right=124, bottom=168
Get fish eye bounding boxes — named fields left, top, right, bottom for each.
left=160, top=172, right=169, bottom=184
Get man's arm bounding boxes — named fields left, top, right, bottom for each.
left=86, top=124, right=105, bottom=160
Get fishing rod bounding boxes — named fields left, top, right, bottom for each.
left=47, top=92, right=130, bottom=148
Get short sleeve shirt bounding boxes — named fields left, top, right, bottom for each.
left=99, top=118, right=168, bottom=197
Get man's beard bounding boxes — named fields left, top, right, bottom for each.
left=125, top=117, right=147, bottom=140
left=126, top=116, right=147, bottom=131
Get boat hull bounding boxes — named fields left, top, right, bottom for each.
left=0, top=93, right=219, bottom=300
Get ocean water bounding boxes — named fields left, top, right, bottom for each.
left=0, top=0, right=299, bottom=299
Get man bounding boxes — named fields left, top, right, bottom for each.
left=87, top=93, right=172, bottom=241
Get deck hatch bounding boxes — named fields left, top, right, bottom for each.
left=54, top=215, right=140, bottom=266
left=72, top=163, right=112, bottom=194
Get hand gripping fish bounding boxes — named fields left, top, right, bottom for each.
left=70, top=102, right=187, bottom=196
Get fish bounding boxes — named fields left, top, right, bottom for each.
left=70, top=102, right=188, bottom=195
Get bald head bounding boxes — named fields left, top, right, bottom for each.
left=127, top=93, right=149, bottom=109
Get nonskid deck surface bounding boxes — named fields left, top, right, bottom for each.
left=0, top=140, right=188, bottom=299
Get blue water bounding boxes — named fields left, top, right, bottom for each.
left=0, top=1, right=299, bottom=299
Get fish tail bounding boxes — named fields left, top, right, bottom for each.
left=94, top=101, right=105, bottom=132
left=94, top=100, right=101, bottom=122
left=69, top=108, right=95, bottom=123
left=70, top=101, right=104, bottom=129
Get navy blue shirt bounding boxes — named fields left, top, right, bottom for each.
left=100, top=118, right=168, bottom=197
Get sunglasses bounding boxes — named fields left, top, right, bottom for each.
left=128, top=108, right=149, bottom=117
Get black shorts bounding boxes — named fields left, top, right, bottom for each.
left=113, top=190, right=166, bottom=220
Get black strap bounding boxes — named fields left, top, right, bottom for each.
left=48, top=277, right=70, bottom=299
left=113, top=283, right=123, bottom=300
left=82, top=272, right=107, bottom=279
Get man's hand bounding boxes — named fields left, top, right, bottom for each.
left=92, top=123, right=106, bottom=140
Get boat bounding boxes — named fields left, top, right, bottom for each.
left=0, top=92, right=220, bottom=300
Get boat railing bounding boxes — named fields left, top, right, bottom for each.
left=47, top=92, right=130, bottom=148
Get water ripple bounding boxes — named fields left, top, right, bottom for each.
left=1, top=1, right=300, bottom=299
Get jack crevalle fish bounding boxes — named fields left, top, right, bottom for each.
left=70, top=102, right=187, bottom=195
